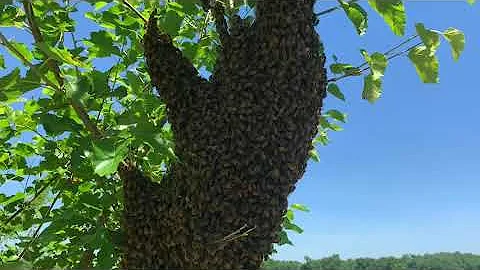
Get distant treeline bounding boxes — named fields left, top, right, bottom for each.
left=261, top=252, right=480, bottom=270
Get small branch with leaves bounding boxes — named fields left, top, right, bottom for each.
left=17, top=191, right=61, bottom=260
left=327, top=34, right=422, bottom=83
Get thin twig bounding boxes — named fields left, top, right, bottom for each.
left=385, top=34, right=419, bottom=56
left=315, top=0, right=360, bottom=17
left=121, top=0, right=147, bottom=24
left=214, top=224, right=256, bottom=245
left=96, top=41, right=126, bottom=124
left=386, top=41, right=423, bottom=61
left=5, top=178, right=57, bottom=225
left=22, top=1, right=63, bottom=84
left=214, top=224, right=248, bottom=243
left=17, top=191, right=61, bottom=260
left=70, top=32, right=81, bottom=78
left=327, top=39, right=423, bottom=83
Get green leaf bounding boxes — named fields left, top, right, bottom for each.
left=291, top=203, right=310, bottom=212
left=330, top=63, right=361, bottom=75
left=361, top=50, right=388, bottom=80
left=443, top=28, right=465, bottom=61
left=0, top=54, right=5, bottom=69
left=368, top=0, right=406, bottom=36
left=284, top=222, right=304, bottom=234
left=38, top=113, right=81, bottom=136
left=91, top=137, right=130, bottom=176
left=285, top=209, right=294, bottom=221
left=160, top=10, right=184, bottom=37
left=326, top=109, right=347, bottom=123
left=85, top=30, right=119, bottom=58
left=313, top=131, right=329, bottom=146
left=36, top=42, right=90, bottom=69
left=7, top=41, right=33, bottom=62
left=467, top=0, right=475, bottom=4
left=415, top=23, right=440, bottom=53
left=277, top=230, right=293, bottom=246
left=0, top=67, right=20, bottom=91
left=327, top=83, right=345, bottom=101
left=0, top=192, right=25, bottom=207
left=338, top=0, right=368, bottom=35
left=362, top=74, right=382, bottom=103
left=308, top=149, right=320, bottom=162
left=408, top=46, right=439, bottom=83
left=176, top=0, right=201, bottom=14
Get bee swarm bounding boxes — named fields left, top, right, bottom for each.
left=121, top=0, right=327, bottom=269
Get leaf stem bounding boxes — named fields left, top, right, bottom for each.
left=315, top=0, right=360, bottom=17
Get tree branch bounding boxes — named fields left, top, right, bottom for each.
left=20, top=1, right=102, bottom=138
left=143, top=11, right=207, bottom=105
left=328, top=41, right=423, bottom=83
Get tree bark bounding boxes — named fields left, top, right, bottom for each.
left=120, top=0, right=327, bottom=269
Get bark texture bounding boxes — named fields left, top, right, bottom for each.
left=120, top=0, right=327, bottom=269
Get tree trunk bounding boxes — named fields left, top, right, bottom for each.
left=120, top=0, right=326, bottom=269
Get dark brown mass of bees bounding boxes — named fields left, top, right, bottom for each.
left=120, top=0, right=326, bottom=269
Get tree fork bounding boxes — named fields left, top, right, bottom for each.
left=120, top=0, right=327, bottom=268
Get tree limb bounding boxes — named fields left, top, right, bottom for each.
left=143, top=10, right=207, bottom=110
left=21, top=1, right=102, bottom=138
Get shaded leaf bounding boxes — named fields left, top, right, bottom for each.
left=327, top=83, right=345, bottom=101
left=326, top=109, right=347, bottom=123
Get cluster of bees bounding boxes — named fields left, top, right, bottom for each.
left=121, top=0, right=326, bottom=269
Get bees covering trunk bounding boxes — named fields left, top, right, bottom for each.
left=121, top=0, right=326, bottom=269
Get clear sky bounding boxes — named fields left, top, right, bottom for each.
left=1, top=0, right=479, bottom=262
left=274, top=1, right=480, bottom=261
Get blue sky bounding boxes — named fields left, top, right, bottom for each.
left=274, top=1, right=480, bottom=261
left=1, top=0, right=479, bottom=262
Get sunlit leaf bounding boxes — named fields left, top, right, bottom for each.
left=415, top=23, right=440, bottom=53
left=368, top=0, right=406, bottom=36
left=91, top=137, right=131, bottom=176
left=443, top=28, right=465, bottom=61
left=338, top=0, right=368, bottom=35
left=362, top=74, right=382, bottom=103
left=408, top=45, right=439, bottom=83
